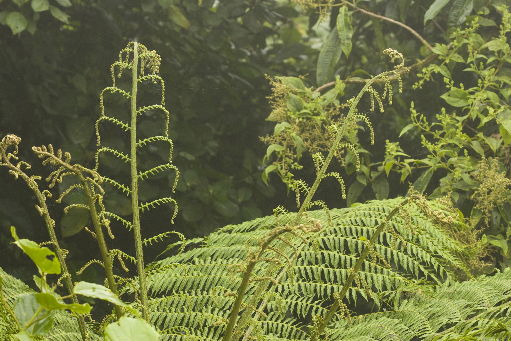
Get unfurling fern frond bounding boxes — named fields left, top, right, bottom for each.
left=94, top=42, right=180, bottom=319
left=142, top=198, right=480, bottom=340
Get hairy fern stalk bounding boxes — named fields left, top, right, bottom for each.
left=95, top=42, right=179, bottom=320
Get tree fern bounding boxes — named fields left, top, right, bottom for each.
left=142, top=197, right=479, bottom=340
left=329, top=269, right=511, bottom=340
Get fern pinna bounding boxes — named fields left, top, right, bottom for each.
left=94, top=42, right=179, bottom=319
left=143, top=198, right=478, bottom=340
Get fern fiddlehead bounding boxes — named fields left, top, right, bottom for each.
left=31, top=144, right=123, bottom=318
left=95, top=42, right=180, bottom=320
left=0, top=135, right=89, bottom=340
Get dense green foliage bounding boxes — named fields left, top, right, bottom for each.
left=1, top=0, right=511, bottom=340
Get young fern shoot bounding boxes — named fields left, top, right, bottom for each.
left=0, top=135, right=89, bottom=340
left=95, top=42, right=179, bottom=320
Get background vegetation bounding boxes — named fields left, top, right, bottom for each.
left=1, top=0, right=511, bottom=339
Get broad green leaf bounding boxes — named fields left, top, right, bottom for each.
left=31, top=0, right=49, bottom=12
left=384, top=160, right=395, bottom=176
left=500, top=126, right=511, bottom=145
left=291, top=133, right=305, bottom=158
left=347, top=181, right=365, bottom=206
left=372, top=175, right=389, bottom=200
left=448, top=0, right=473, bottom=26
left=470, top=140, right=485, bottom=156
left=104, top=317, right=160, bottom=341
left=73, top=281, right=126, bottom=307
left=50, top=5, right=69, bottom=23
left=316, top=28, right=342, bottom=86
left=440, top=88, right=469, bottom=107
left=14, top=294, right=40, bottom=327
left=482, top=135, right=501, bottom=154
left=274, top=122, right=291, bottom=135
left=14, top=294, right=53, bottom=335
left=498, top=110, right=511, bottom=135
left=168, top=5, right=190, bottom=29
left=55, top=0, right=72, bottom=7
left=264, top=144, right=285, bottom=161
left=14, top=331, right=34, bottom=341
left=286, top=94, right=304, bottom=112
left=11, top=227, right=61, bottom=275
left=483, top=38, right=509, bottom=52
left=321, top=87, right=339, bottom=105
left=278, top=77, right=306, bottom=90
left=6, top=11, right=27, bottom=34
left=262, top=164, right=277, bottom=185
left=413, top=169, right=434, bottom=194
left=336, top=6, right=353, bottom=58
left=485, top=234, right=509, bottom=256
left=213, top=199, right=239, bottom=217
left=424, top=0, right=452, bottom=24
left=399, top=123, right=415, bottom=137
left=60, top=206, right=90, bottom=238
left=35, top=293, right=91, bottom=314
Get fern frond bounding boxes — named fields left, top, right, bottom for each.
left=136, top=104, right=169, bottom=118
left=137, top=136, right=174, bottom=156
left=329, top=269, right=511, bottom=340
left=96, top=115, right=131, bottom=133
left=143, top=198, right=478, bottom=340
left=102, top=176, right=131, bottom=195
left=139, top=197, right=178, bottom=221
left=95, top=147, right=131, bottom=164
left=63, top=203, right=89, bottom=214
left=101, top=211, right=133, bottom=230
left=138, top=163, right=179, bottom=188
left=56, top=183, right=84, bottom=203
left=143, top=231, right=185, bottom=247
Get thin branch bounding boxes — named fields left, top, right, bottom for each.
left=315, top=54, right=436, bottom=93
left=342, top=1, right=433, bottom=52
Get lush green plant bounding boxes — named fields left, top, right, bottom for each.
left=0, top=40, right=487, bottom=340
left=0, top=1, right=510, bottom=340
left=0, top=42, right=180, bottom=340
left=384, top=5, right=511, bottom=266
left=0, top=0, right=72, bottom=34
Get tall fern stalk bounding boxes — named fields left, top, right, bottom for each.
left=130, top=42, right=149, bottom=320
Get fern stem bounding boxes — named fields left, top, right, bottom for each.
left=130, top=41, right=149, bottom=320
left=80, top=175, right=123, bottom=318
left=222, top=226, right=295, bottom=341
left=241, top=67, right=407, bottom=340
left=296, top=74, right=378, bottom=221
left=29, top=147, right=123, bottom=319
left=0, top=160, right=89, bottom=340
left=310, top=197, right=411, bottom=340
